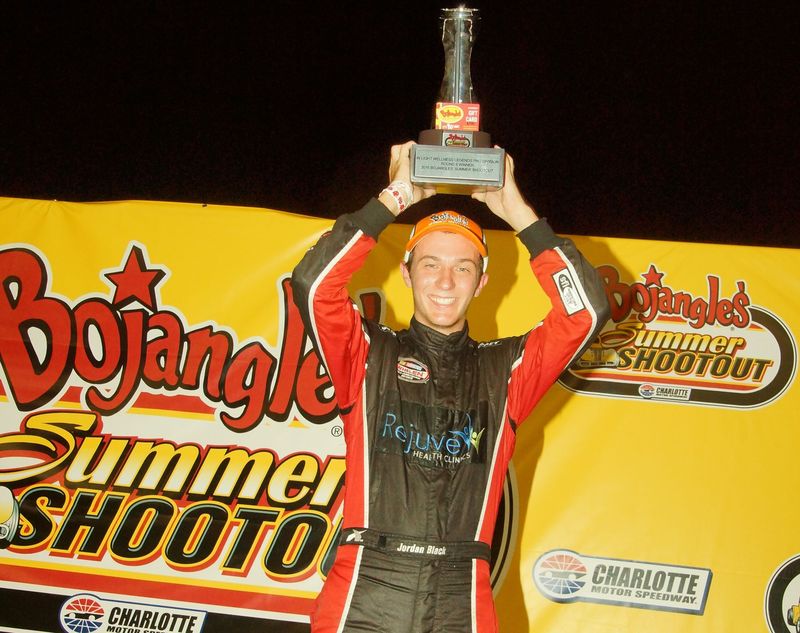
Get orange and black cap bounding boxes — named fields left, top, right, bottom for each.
left=404, top=211, right=488, bottom=272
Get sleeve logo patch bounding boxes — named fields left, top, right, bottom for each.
left=553, top=269, right=586, bottom=315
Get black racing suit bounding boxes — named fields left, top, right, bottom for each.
left=291, top=199, right=610, bottom=633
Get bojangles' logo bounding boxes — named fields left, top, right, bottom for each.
left=437, top=104, right=464, bottom=124
left=444, top=133, right=471, bottom=147
left=560, top=264, right=797, bottom=408
left=0, top=242, right=357, bottom=590
left=0, top=243, right=347, bottom=431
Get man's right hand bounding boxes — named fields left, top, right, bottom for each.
left=379, top=141, right=436, bottom=216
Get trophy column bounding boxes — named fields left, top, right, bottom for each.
left=410, top=7, right=505, bottom=194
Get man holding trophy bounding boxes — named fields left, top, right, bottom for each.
left=291, top=8, right=610, bottom=633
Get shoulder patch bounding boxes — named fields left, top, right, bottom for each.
left=552, top=268, right=585, bottom=315
left=478, top=340, right=502, bottom=348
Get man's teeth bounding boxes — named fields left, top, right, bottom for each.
left=430, top=296, right=455, bottom=306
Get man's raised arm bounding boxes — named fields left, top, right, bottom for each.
left=290, top=142, right=434, bottom=410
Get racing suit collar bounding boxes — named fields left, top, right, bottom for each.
left=409, top=317, right=470, bottom=349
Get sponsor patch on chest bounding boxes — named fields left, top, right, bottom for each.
left=396, top=357, right=431, bottom=383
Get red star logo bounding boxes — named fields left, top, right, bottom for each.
left=104, top=246, right=166, bottom=311
left=641, top=264, right=664, bottom=287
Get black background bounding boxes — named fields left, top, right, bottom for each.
left=2, top=2, right=798, bottom=247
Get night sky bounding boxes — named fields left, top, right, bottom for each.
left=2, top=2, right=798, bottom=247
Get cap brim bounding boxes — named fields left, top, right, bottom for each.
left=405, top=224, right=488, bottom=258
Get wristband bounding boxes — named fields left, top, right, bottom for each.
left=381, top=180, right=414, bottom=214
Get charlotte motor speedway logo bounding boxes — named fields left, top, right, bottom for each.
left=533, top=550, right=712, bottom=615
left=561, top=265, right=797, bottom=408
left=59, top=594, right=206, bottom=633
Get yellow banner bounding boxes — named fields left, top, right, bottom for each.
left=0, top=197, right=797, bottom=633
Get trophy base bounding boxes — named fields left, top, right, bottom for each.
left=411, top=129, right=505, bottom=194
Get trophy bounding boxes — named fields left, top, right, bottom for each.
left=410, top=7, right=505, bottom=193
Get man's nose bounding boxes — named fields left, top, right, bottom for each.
left=437, top=267, right=455, bottom=289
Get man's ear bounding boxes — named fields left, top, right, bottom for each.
left=473, top=272, right=489, bottom=297
left=400, top=262, right=412, bottom=288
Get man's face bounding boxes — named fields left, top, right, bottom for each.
left=400, top=230, right=488, bottom=335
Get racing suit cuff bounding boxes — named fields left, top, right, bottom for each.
left=517, top=218, right=560, bottom=259
left=350, top=198, right=396, bottom=240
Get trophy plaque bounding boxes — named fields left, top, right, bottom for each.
left=410, top=7, right=505, bottom=194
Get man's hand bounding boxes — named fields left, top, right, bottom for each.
left=379, top=141, right=436, bottom=216
left=471, top=150, right=538, bottom=233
